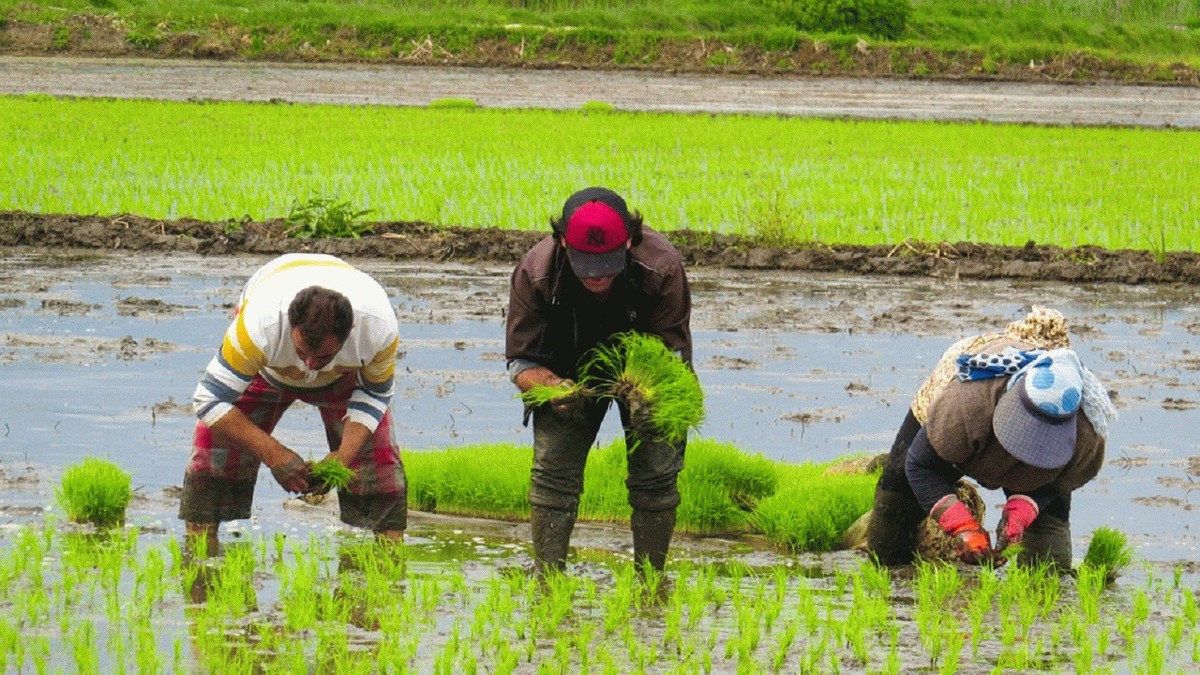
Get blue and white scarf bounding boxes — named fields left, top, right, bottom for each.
left=955, top=347, right=1117, bottom=439
left=955, top=347, right=1043, bottom=381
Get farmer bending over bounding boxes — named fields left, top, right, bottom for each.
left=180, top=253, right=405, bottom=556
left=867, top=310, right=1116, bottom=568
left=506, top=187, right=693, bottom=574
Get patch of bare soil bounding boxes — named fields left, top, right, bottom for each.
left=3, top=17, right=1199, bottom=87
left=4, top=212, right=1199, bottom=285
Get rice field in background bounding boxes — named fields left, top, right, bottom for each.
left=0, top=523, right=1195, bottom=673
left=3, top=95, right=1198, bottom=252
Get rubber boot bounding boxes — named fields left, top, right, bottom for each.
left=1017, top=513, right=1073, bottom=571
left=631, top=508, right=676, bottom=572
left=865, top=488, right=925, bottom=566
left=531, top=505, right=577, bottom=574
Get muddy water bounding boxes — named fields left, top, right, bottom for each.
left=0, top=249, right=1197, bottom=569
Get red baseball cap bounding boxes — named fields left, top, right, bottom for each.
left=561, top=188, right=631, bottom=279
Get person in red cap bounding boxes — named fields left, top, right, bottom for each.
left=506, top=187, right=693, bottom=574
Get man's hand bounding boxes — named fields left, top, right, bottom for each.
left=269, top=452, right=312, bottom=493
left=931, top=494, right=993, bottom=564
left=548, top=379, right=587, bottom=420
left=996, top=495, right=1039, bottom=551
left=307, top=452, right=346, bottom=496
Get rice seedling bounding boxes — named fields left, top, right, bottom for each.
left=309, top=457, right=356, bottom=492
left=579, top=331, right=705, bottom=447
left=1083, top=526, right=1135, bottom=582
left=55, top=457, right=133, bottom=528
left=517, top=380, right=588, bottom=407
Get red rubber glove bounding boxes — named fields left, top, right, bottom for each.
left=931, top=494, right=993, bottom=564
left=996, top=495, right=1039, bottom=551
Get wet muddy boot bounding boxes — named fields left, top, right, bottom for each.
left=531, top=506, right=577, bottom=575
left=865, top=489, right=924, bottom=566
left=1017, top=513, right=1073, bottom=572
left=631, top=508, right=676, bottom=573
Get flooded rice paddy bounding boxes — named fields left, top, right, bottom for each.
left=1, top=248, right=1198, bottom=672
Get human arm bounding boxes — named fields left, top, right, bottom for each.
left=191, top=310, right=311, bottom=493
left=642, top=255, right=693, bottom=365
left=905, top=428, right=992, bottom=563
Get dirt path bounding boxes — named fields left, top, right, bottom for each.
left=4, top=55, right=1200, bottom=127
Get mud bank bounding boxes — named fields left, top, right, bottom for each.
left=4, top=212, right=1199, bottom=285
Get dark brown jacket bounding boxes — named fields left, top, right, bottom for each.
left=505, top=226, right=692, bottom=379
left=925, top=338, right=1105, bottom=495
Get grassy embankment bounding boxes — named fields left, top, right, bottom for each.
left=406, top=438, right=877, bottom=553
left=2, top=0, right=1199, bottom=80
left=0, top=523, right=1192, bottom=672
left=3, top=94, right=1197, bottom=252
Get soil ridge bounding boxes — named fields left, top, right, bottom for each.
left=4, top=211, right=1196, bottom=285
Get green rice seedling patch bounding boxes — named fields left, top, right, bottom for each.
left=55, top=457, right=133, bottom=528
left=404, top=439, right=873, bottom=548
left=3, top=95, right=1197, bottom=252
left=753, top=461, right=878, bottom=551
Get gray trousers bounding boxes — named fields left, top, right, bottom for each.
left=530, top=399, right=684, bottom=513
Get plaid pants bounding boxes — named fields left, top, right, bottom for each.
left=180, top=372, right=406, bottom=529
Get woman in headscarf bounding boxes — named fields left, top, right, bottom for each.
left=866, top=306, right=1116, bottom=568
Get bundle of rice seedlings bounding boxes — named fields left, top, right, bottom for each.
left=518, top=380, right=587, bottom=408
left=1082, top=526, right=1134, bottom=583
left=56, top=457, right=133, bottom=528
left=580, top=331, right=704, bottom=445
left=309, top=458, right=356, bottom=492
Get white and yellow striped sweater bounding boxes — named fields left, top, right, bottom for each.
left=192, top=254, right=399, bottom=432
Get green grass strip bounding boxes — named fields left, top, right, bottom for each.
left=404, top=438, right=874, bottom=552
left=5, top=0, right=1199, bottom=66
left=3, top=95, right=1197, bottom=252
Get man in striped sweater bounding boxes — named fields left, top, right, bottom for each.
left=180, top=253, right=405, bottom=555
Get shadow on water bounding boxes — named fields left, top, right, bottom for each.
left=0, top=250, right=1198, bottom=568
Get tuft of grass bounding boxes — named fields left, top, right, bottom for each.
left=284, top=194, right=373, bottom=239
left=580, top=332, right=705, bottom=446
left=1081, top=526, right=1134, bottom=582
left=427, top=97, right=478, bottom=109
left=308, top=458, right=356, bottom=492
left=55, top=457, right=133, bottom=528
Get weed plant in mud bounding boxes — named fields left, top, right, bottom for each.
left=3, top=95, right=1199, bottom=252
left=55, top=456, right=133, bottom=528
left=580, top=331, right=705, bottom=446
left=0, top=523, right=1196, bottom=672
